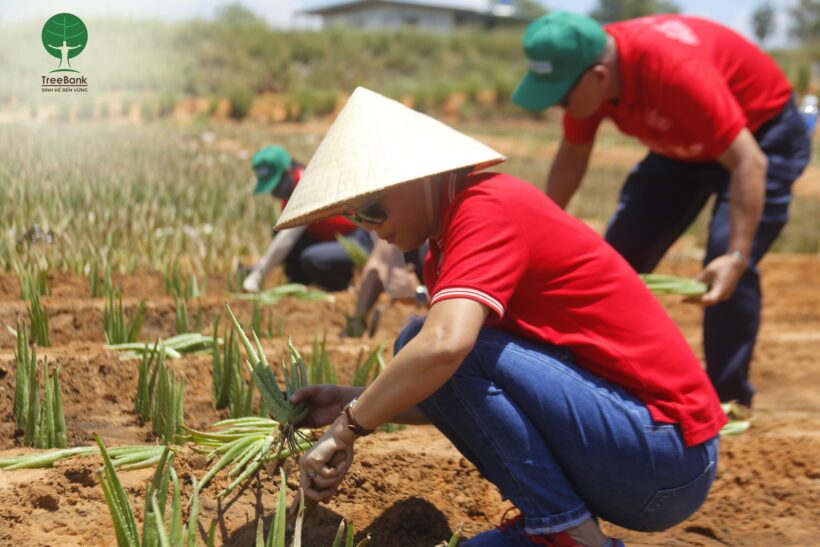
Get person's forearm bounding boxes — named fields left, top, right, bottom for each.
left=728, top=158, right=766, bottom=259
left=546, top=140, right=592, bottom=209
left=353, top=269, right=383, bottom=319
left=351, top=334, right=466, bottom=429
left=255, top=225, right=306, bottom=275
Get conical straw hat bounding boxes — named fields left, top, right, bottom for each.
left=275, top=87, right=506, bottom=229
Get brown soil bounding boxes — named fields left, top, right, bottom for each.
left=1, top=254, right=819, bottom=546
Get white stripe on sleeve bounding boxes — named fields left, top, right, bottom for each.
left=430, top=287, right=505, bottom=318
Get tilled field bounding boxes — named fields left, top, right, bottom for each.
left=1, top=254, right=819, bottom=546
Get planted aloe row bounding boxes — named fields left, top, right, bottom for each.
left=134, top=343, right=185, bottom=444
left=88, top=260, right=113, bottom=298
left=308, top=332, right=336, bottom=385
left=14, top=318, right=66, bottom=448
left=27, top=284, right=51, bottom=347
left=164, top=260, right=204, bottom=299
left=104, top=288, right=147, bottom=344
left=174, top=294, right=191, bottom=334
left=19, top=267, right=49, bottom=301
left=13, top=319, right=35, bottom=429
left=96, top=437, right=200, bottom=547
left=212, top=317, right=255, bottom=418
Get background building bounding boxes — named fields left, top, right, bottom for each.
left=303, top=0, right=528, bottom=31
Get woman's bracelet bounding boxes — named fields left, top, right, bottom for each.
left=342, top=397, right=373, bottom=437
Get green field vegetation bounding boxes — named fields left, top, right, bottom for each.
left=3, top=4, right=817, bottom=123
left=2, top=119, right=818, bottom=279
left=1, top=6, right=526, bottom=122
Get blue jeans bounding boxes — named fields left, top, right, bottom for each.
left=285, top=228, right=373, bottom=291
left=605, top=99, right=811, bottom=406
left=395, top=317, right=719, bottom=534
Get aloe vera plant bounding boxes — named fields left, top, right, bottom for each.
left=252, top=469, right=370, bottom=547
left=226, top=305, right=310, bottom=443
left=639, top=274, right=707, bottom=296
left=104, top=288, right=146, bottom=344
left=27, top=285, right=51, bottom=347
left=350, top=344, right=400, bottom=433
left=350, top=344, right=385, bottom=388
left=230, top=283, right=334, bottom=305
left=187, top=417, right=311, bottom=497
left=133, top=342, right=185, bottom=444
left=19, top=267, right=49, bottom=301
left=13, top=319, right=35, bottom=430
left=212, top=317, right=256, bottom=418
left=335, top=234, right=369, bottom=268
left=96, top=437, right=199, bottom=547
left=163, top=260, right=204, bottom=299
left=308, top=332, right=336, bottom=385
left=89, top=260, right=113, bottom=298
left=14, top=325, right=67, bottom=448
left=108, top=332, right=218, bottom=360
left=0, top=444, right=169, bottom=471
left=174, top=294, right=191, bottom=334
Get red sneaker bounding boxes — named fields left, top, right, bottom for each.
left=462, top=508, right=625, bottom=547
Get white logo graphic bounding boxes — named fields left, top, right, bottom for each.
left=652, top=20, right=699, bottom=45
left=644, top=109, right=673, bottom=132
left=529, top=60, right=553, bottom=75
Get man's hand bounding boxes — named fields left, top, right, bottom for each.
left=696, top=253, right=748, bottom=306
left=242, top=270, right=263, bottom=293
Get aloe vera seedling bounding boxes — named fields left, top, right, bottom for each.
left=226, top=304, right=312, bottom=460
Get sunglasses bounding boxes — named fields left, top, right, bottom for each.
left=342, top=194, right=387, bottom=226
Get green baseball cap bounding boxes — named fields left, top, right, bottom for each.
left=251, top=146, right=292, bottom=194
left=512, top=11, right=607, bottom=112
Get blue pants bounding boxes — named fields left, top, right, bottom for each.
left=395, top=317, right=719, bottom=534
left=285, top=228, right=373, bottom=291
left=605, top=100, right=811, bottom=406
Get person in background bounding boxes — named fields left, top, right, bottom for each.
left=242, top=145, right=373, bottom=293
left=344, top=240, right=428, bottom=337
left=512, top=12, right=811, bottom=408
left=278, top=87, right=726, bottom=547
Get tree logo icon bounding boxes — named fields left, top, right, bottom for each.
left=41, top=13, right=88, bottom=73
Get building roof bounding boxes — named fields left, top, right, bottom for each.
left=303, top=0, right=500, bottom=16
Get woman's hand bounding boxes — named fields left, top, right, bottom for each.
left=290, top=385, right=353, bottom=428
left=298, top=417, right=358, bottom=502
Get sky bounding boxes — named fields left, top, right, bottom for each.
left=0, top=0, right=800, bottom=47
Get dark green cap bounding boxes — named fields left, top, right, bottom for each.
left=512, top=11, right=607, bottom=111
left=251, top=145, right=292, bottom=194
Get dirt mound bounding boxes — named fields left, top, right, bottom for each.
left=1, top=254, right=819, bottom=545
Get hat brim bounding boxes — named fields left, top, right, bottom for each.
left=273, top=87, right=506, bottom=231
left=512, top=71, right=574, bottom=112
left=253, top=173, right=283, bottom=194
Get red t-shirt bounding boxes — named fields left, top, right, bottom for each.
left=425, top=172, right=727, bottom=446
left=564, top=15, right=793, bottom=161
left=283, top=167, right=357, bottom=241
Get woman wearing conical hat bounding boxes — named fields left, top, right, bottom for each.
left=287, top=88, right=725, bottom=546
